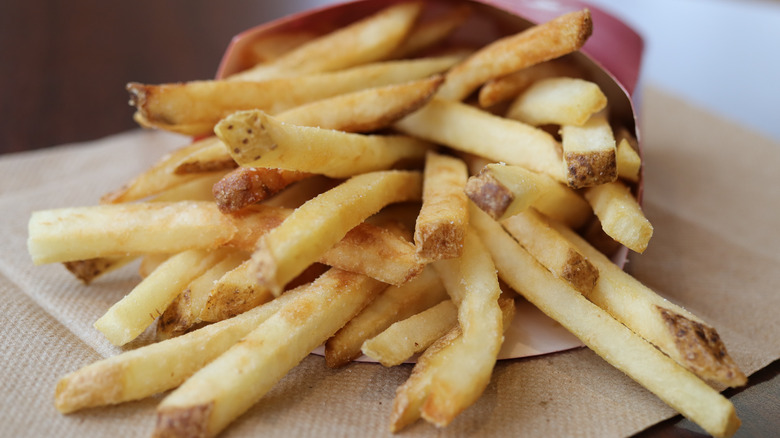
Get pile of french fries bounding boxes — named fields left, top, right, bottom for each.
left=27, top=2, right=747, bottom=437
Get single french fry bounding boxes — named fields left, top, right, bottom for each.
left=276, top=75, right=444, bottom=133
left=153, top=269, right=387, bottom=438
left=552, top=222, right=747, bottom=387
left=388, top=4, right=472, bottom=59
left=55, top=284, right=306, bottom=414
left=502, top=209, right=599, bottom=295
left=615, top=127, right=641, bottom=182
left=62, top=256, right=137, bottom=285
left=395, top=98, right=566, bottom=181
left=200, top=259, right=274, bottom=323
left=388, top=293, right=515, bottom=432
left=478, top=57, right=585, bottom=107
left=584, top=180, right=653, bottom=253
left=101, top=137, right=223, bottom=203
left=414, top=152, right=469, bottom=261
left=505, top=77, right=606, bottom=126
left=217, top=110, right=431, bottom=178
left=156, top=250, right=248, bottom=340
left=421, top=230, right=503, bottom=426
left=363, top=299, right=458, bottom=369
left=128, top=55, right=464, bottom=136
left=251, top=170, right=423, bottom=295
left=228, top=2, right=424, bottom=82
left=149, top=171, right=227, bottom=203
left=471, top=205, right=740, bottom=438
left=531, top=172, right=593, bottom=228
left=27, top=201, right=237, bottom=265
left=94, top=247, right=235, bottom=346
left=212, top=167, right=312, bottom=213
left=437, top=9, right=592, bottom=101
left=464, top=163, right=545, bottom=220
left=324, top=265, right=447, bottom=367
left=561, top=111, right=618, bottom=188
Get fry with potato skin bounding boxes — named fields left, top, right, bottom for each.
left=471, top=205, right=740, bottom=438
left=465, top=163, right=545, bottom=221
left=217, top=110, right=432, bottom=178
left=551, top=221, right=747, bottom=388
left=414, top=152, right=469, bottom=261
left=502, top=209, right=599, bottom=295
left=437, top=9, right=592, bottom=101
left=561, top=111, right=618, bottom=188
left=153, top=269, right=387, bottom=438
left=212, top=167, right=312, bottom=213
left=251, top=170, right=423, bottom=295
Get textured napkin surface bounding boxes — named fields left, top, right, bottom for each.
left=1, top=87, right=778, bottom=437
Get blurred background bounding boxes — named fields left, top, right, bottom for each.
left=1, top=0, right=779, bottom=154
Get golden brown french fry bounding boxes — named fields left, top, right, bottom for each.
left=128, top=55, right=463, bottom=136
left=421, top=230, right=503, bottom=426
left=414, top=152, right=469, bottom=261
left=153, top=269, right=387, bottom=438
left=502, top=209, right=599, bottom=295
left=552, top=222, right=747, bottom=388
left=276, top=75, right=444, bottom=133
left=584, top=180, right=653, bottom=253
left=478, top=57, right=585, bottom=107
left=471, top=205, right=740, bottom=438
left=156, top=250, right=248, bottom=340
left=388, top=293, right=515, bottom=432
left=27, top=201, right=237, bottom=265
left=217, top=110, right=431, bottom=178
left=561, top=111, right=618, bottom=188
left=101, top=137, right=223, bottom=203
left=212, top=167, right=312, bottom=213
left=388, top=4, right=472, bottom=59
left=251, top=170, right=423, bottom=295
left=324, top=265, right=447, bottom=367
left=228, top=2, right=424, bottom=81
left=362, top=299, right=458, bottom=368
left=464, top=163, right=545, bottom=221
left=55, top=283, right=306, bottom=414
left=506, top=77, right=607, bottom=126
left=94, top=247, right=235, bottom=346
left=395, top=98, right=566, bottom=181
left=437, top=9, right=592, bottom=101
left=62, top=256, right=137, bottom=284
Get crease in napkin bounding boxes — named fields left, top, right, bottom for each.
left=2, top=88, right=779, bottom=437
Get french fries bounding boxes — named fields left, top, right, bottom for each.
left=414, top=151, right=469, bottom=261
left=29, top=3, right=746, bottom=438
left=154, top=269, right=387, bottom=438
left=250, top=170, right=423, bottom=295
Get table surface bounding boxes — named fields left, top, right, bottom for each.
left=1, top=1, right=777, bottom=437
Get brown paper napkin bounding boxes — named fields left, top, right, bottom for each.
left=2, top=86, right=778, bottom=437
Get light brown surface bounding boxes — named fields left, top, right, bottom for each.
left=1, top=86, right=779, bottom=437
